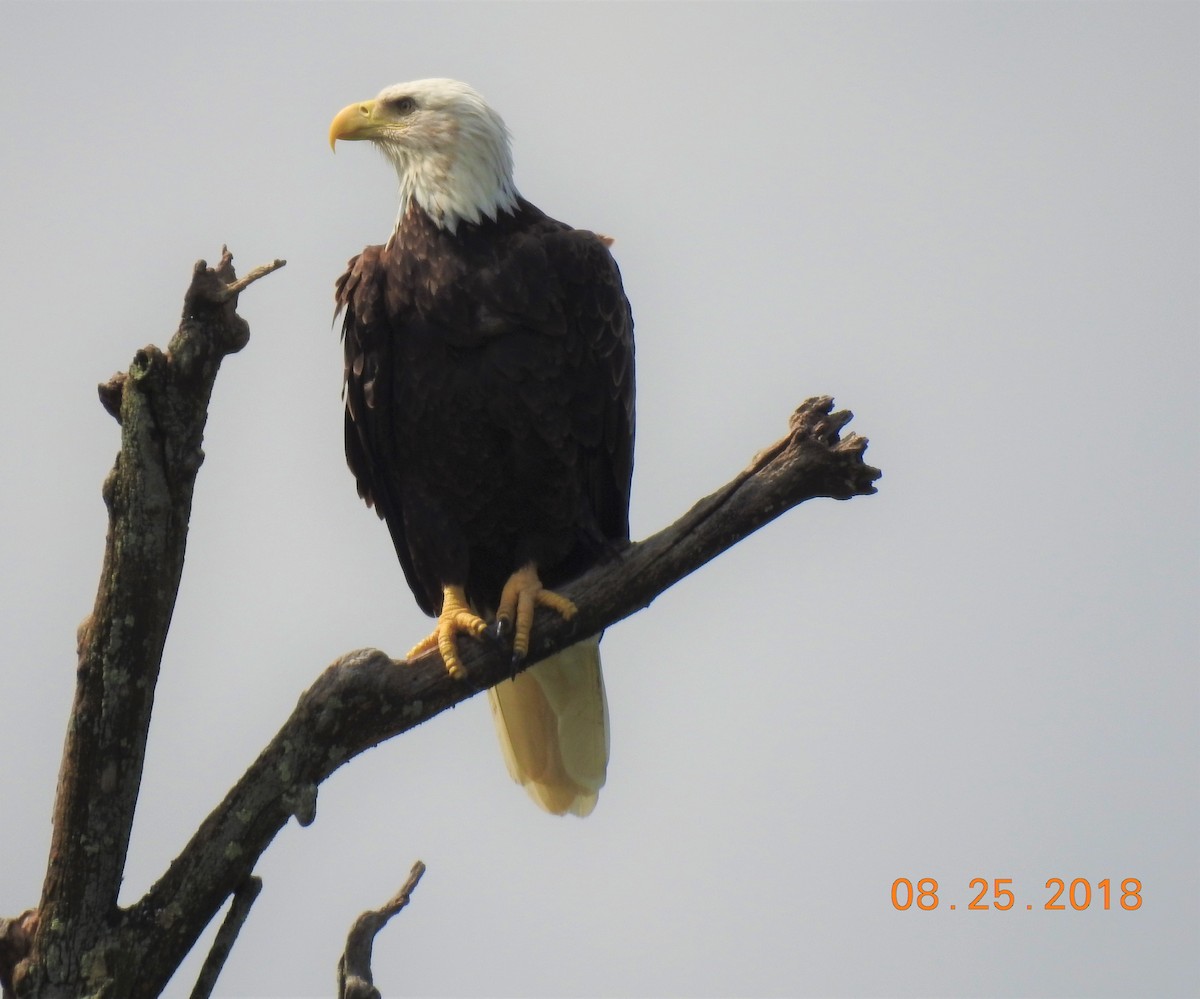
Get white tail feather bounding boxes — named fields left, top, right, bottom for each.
left=487, top=635, right=609, bottom=816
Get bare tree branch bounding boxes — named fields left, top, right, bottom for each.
left=7, top=249, right=877, bottom=998
left=18, top=250, right=284, bottom=998
left=336, top=862, right=427, bottom=999
left=119, top=397, right=878, bottom=996
left=187, top=876, right=262, bottom=999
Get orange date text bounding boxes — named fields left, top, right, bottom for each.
left=890, top=877, right=1142, bottom=912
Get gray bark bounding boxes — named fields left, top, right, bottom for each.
left=1, top=249, right=879, bottom=998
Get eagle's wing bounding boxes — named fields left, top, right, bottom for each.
left=337, top=246, right=440, bottom=617
left=481, top=223, right=635, bottom=554
left=556, top=228, right=636, bottom=548
left=483, top=224, right=633, bottom=816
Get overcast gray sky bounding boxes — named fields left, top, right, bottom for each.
left=1, top=3, right=1196, bottom=997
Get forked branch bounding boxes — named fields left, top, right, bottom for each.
left=11, top=249, right=285, bottom=999
left=122, top=395, right=878, bottom=995
left=3, top=249, right=877, bottom=999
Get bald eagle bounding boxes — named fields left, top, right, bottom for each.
left=330, top=79, right=634, bottom=816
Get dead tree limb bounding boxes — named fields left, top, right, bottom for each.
left=4, top=248, right=878, bottom=999
left=13, top=249, right=285, bottom=999
left=119, top=396, right=878, bottom=996
left=336, top=862, right=427, bottom=999
left=187, top=875, right=262, bottom=999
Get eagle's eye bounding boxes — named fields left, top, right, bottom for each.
left=389, top=96, right=417, bottom=115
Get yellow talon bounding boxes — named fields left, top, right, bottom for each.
left=495, top=564, right=577, bottom=659
left=407, top=585, right=488, bottom=679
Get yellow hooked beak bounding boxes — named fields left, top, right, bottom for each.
left=329, top=99, right=382, bottom=150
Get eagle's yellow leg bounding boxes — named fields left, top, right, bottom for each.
left=495, top=564, right=577, bottom=660
left=407, top=585, right=488, bottom=679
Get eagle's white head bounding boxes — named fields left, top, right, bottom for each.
left=330, top=78, right=519, bottom=232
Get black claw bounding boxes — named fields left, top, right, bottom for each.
left=494, top=616, right=511, bottom=641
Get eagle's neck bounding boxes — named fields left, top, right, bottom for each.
left=386, top=198, right=531, bottom=259
left=387, top=135, right=519, bottom=235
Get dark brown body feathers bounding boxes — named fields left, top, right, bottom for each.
left=337, top=199, right=635, bottom=617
